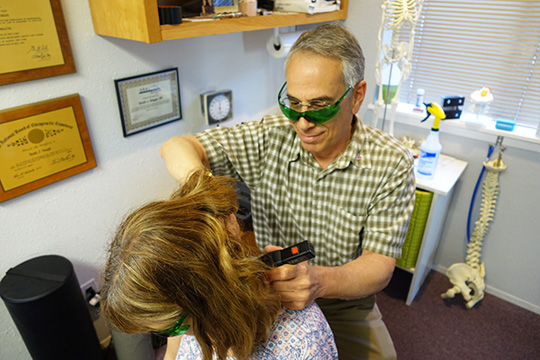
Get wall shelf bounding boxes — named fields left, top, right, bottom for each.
left=88, top=0, right=349, bottom=43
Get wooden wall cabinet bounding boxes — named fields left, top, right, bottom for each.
left=88, top=0, right=349, bottom=43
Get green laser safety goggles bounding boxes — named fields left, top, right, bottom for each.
left=278, top=82, right=353, bottom=124
left=151, top=312, right=190, bottom=338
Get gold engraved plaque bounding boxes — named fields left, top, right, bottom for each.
left=0, top=95, right=96, bottom=202
left=0, top=0, right=65, bottom=73
left=0, top=0, right=75, bottom=85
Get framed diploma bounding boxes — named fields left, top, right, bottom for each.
left=0, top=0, right=76, bottom=86
left=0, top=94, right=96, bottom=202
left=114, top=68, right=182, bottom=137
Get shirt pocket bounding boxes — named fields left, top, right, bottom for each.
left=322, top=205, right=366, bottom=266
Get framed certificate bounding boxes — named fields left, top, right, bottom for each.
left=0, top=94, right=96, bottom=202
left=0, top=0, right=76, bottom=86
left=114, top=68, right=182, bottom=137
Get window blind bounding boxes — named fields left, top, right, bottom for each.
left=399, top=0, right=540, bottom=129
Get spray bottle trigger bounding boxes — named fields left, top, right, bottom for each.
left=421, top=104, right=432, bottom=122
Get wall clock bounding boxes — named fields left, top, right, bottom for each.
left=201, top=90, right=233, bottom=125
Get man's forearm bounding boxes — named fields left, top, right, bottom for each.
left=160, top=136, right=209, bottom=184
left=314, top=250, right=396, bottom=300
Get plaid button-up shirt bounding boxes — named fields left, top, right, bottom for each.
left=195, top=115, right=415, bottom=267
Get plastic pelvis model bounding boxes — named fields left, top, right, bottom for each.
left=441, top=155, right=507, bottom=309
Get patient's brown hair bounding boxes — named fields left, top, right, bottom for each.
left=101, top=170, right=280, bottom=360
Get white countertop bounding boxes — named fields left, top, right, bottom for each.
left=415, top=154, right=468, bottom=195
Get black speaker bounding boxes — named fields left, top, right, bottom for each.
left=158, top=6, right=183, bottom=25
left=258, top=0, right=275, bottom=11
left=158, top=0, right=202, bottom=18
left=441, top=95, right=465, bottom=119
left=0, top=255, right=103, bottom=360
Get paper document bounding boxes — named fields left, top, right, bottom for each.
left=274, top=0, right=340, bottom=15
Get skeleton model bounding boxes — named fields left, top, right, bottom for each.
left=372, top=0, right=424, bottom=135
left=441, top=148, right=507, bottom=309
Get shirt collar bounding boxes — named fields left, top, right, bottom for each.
left=287, top=116, right=373, bottom=171
left=335, top=116, right=372, bottom=171
left=288, top=132, right=303, bottom=163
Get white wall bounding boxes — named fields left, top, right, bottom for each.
left=351, top=1, right=540, bottom=314
left=394, top=122, right=540, bottom=310
left=1, top=1, right=538, bottom=359
left=0, top=2, right=284, bottom=358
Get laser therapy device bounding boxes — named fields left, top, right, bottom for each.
left=259, top=240, right=315, bottom=267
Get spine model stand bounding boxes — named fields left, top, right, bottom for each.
left=372, top=0, right=424, bottom=135
left=441, top=140, right=507, bottom=309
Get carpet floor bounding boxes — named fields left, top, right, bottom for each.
left=376, top=268, right=540, bottom=360
left=106, top=268, right=539, bottom=360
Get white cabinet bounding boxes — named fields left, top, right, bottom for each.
left=400, top=154, right=468, bottom=305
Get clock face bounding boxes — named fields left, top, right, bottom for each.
left=209, top=94, right=231, bottom=122
left=202, top=90, right=233, bottom=125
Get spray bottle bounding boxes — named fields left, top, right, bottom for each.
left=416, top=102, right=446, bottom=180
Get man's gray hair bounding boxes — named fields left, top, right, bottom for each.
left=284, top=22, right=365, bottom=87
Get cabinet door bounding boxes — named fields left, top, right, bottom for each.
left=89, top=0, right=162, bottom=43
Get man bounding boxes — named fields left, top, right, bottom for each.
left=160, top=22, right=415, bottom=359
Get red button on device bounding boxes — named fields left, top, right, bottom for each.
left=291, top=246, right=299, bottom=254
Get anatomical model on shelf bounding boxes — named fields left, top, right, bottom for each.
left=441, top=154, right=507, bottom=309
left=372, top=0, right=424, bottom=135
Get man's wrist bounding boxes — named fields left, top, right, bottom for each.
left=311, top=265, right=331, bottom=300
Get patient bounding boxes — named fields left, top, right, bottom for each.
left=100, top=170, right=338, bottom=360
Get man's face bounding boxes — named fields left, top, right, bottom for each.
left=285, top=52, right=365, bottom=168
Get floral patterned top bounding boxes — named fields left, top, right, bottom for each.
left=175, top=303, right=338, bottom=359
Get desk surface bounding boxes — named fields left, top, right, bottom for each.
left=415, top=154, right=468, bottom=195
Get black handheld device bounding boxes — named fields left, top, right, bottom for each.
left=258, top=240, right=315, bottom=267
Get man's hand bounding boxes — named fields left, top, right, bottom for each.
left=264, top=245, right=321, bottom=310
left=264, top=246, right=396, bottom=309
